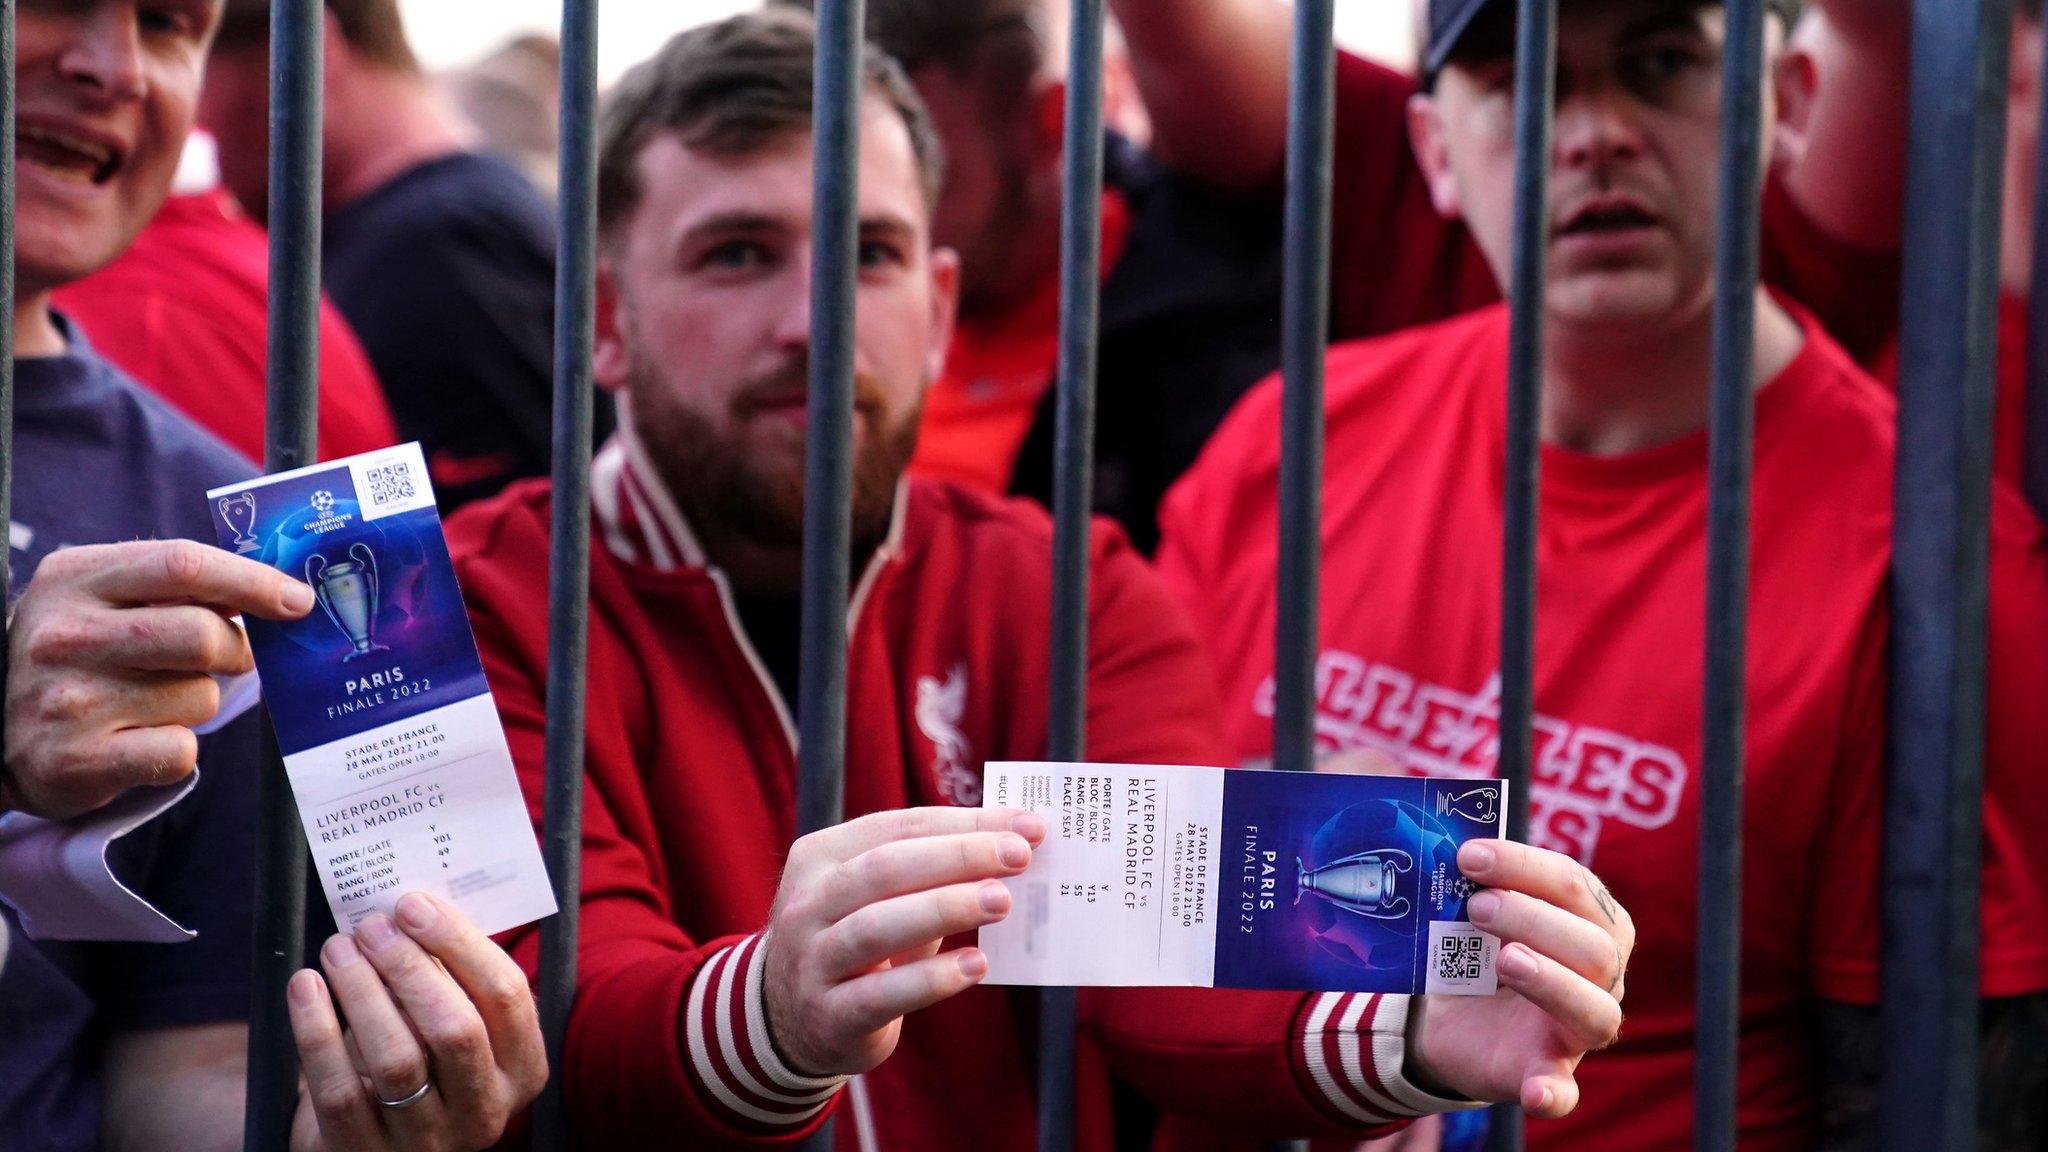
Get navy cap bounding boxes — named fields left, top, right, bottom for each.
left=1423, top=0, right=1796, bottom=81
left=1424, top=0, right=1504, bottom=79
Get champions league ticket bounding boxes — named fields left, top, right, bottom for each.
left=980, top=763, right=1506, bottom=995
left=206, top=443, right=554, bottom=936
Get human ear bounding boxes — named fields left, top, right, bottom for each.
left=1407, top=92, right=1463, bottom=220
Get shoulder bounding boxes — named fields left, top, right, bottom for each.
left=91, top=353, right=255, bottom=491
left=1766, top=308, right=1898, bottom=462
left=1181, top=306, right=1503, bottom=494
left=348, top=154, right=551, bottom=250
left=898, top=482, right=1150, bottom=584
left=446, top=477, right=555, bottom=570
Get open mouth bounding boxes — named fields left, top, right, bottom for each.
left=1557, top=198, right=1658, bottom=237
left=17, top=124, right=121, bottom=185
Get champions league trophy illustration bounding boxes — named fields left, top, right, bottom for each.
left=216, top=493, right=259, bottom=554
left=1296, top=848, right=1414, bottom=921
left=1434, top=784, right=1501, bottom=824
left=307, top=542, right=390, bottom=662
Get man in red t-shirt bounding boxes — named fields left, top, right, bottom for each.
left=54, top=144, right=399, bottom=464
left=1158, top=2, right=2048, bottom=1148
left=447, top=12, right=1638, bottom=1149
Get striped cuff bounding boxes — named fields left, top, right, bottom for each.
left=682, top=933, right=846, bottom=1130
left=1295, top=991, right=1486, bottom=1126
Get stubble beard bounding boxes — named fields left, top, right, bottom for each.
left=625, top=353, right=923, bottom=565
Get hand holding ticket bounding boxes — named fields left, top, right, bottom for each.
left=980, top=762, right=1634, bottom=1117
left=205, top=444, right=554, bottom=936
left=981, top=762, right=1509, bottom=994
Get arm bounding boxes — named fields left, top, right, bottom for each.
left=1818, top=995, right=2048, bottom=1150
left=1105, top=0, right=1293, bottom=193
left=1773, top=2, right=1910, bottom=254
left=454, top=525, right=1036, bottom=1146
left=1078, top=536, right=1632, bottom=1135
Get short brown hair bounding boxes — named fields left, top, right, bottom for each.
left=596, top=9, right=945, bottom=241
left=216, top=0, right=420, bottom=73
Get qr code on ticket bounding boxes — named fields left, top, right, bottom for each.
left=1425, top=920, right=1500, bottom=995
left=364, top=461, right=417, bottom=508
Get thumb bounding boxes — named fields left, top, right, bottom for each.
left=1519, top=1057, right=1580, bottom=1118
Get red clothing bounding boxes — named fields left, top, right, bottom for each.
left=1157, top=305, right=2048, bottom=1151
left=910, top=190, right=1134, bottom=492
left=448, top=424, right=1440, bottom=1149
left=53, top=189, right=398, bottom=463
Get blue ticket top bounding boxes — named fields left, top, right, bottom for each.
left=207, top=444, right=488, bottom=756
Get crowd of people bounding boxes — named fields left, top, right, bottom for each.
left=0, top=0, right=2037, bottom=1150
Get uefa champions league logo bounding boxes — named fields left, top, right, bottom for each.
left=311, top=490, right=337, bottom=517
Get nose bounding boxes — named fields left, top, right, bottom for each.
left=58, top=5, right=147, bottom=103
left=1552, top=79, right=1644, bottom=175
left=769, top=250, right=817, bottom=352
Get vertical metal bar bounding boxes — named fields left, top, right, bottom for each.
left=1883, top=0, right=2010, bottom=1148
left=793, top=2, right=864, bottom=1148
left=1038, top=5, right=1106, bottom=1150
left=2026, top=25, right=2048, bottom=518
left=1265, top=4, right=1334, bottom=1150
left=244, top=0, right=323, bottom=1147
left=1486, top=2, right=1554, bottom=1148
left=1271, top=0, right=1332, bottom=781
left=1695, top=2, right=1768, bottom=1149
left=531, top=0, right=599, bottom=1146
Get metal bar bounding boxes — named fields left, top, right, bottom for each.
left=1485, top=1, right=1554, bottom=1148
left=1037, top=4, right=1106, bottom=1149
left=1271, top=0, right=1332, bottom=781
left=244, top=0, right=324, bottom=1147
left=793, top=1, right=865, bottom=1147
left=1883, top=0, right=2011, bottom=1147
left=1694, top=1, right=1768, bottom=1148
left=530, top=0, right=599, bottom=1146
left=1265, top=4, right=1334, bottom=1150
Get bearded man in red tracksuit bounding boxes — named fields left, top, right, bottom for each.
left=446, top=11, right=1637, bottom=1150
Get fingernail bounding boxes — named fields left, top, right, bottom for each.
left=1467, top=891, right=1501, bottom=924
left=998, top=834, right=1030, bottom=868
left=1461, top=842, right=1497, bottom=873
left=396, top=892, right=439, bottom=933
left=1499, top=944, right=1538, bottom=981
left=323, top=934, right=363, bottom=969
left=957, top=949, right=989, bottom=979
left=355, top=913, right=398, bottom=953
left=288, top=970, right=319, bottom=1007
left=979, top=881, right=1010, bottom=915
left=283, top=581, right=315, bottom=613
left=1537, top=1085, right=1555, bottom=1112
left=1011, top=812, right=1047, bottom=843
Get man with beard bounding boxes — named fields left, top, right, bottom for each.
left=447, top=11, right=1640, bottom=1149
left=1156, top=0, right=2048, bottom=1148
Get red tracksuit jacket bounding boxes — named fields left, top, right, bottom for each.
left=449, top=431, right=1450, bottom=1150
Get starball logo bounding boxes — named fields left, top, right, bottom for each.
left=1251, top=650, right=1689, bottom=866
left=303, top=489, right=356, bottom=535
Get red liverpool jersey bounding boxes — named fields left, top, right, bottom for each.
left=448, top=422, right=1456, bottom=1150
left=1157, top=303, right=2048, bottom=1151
